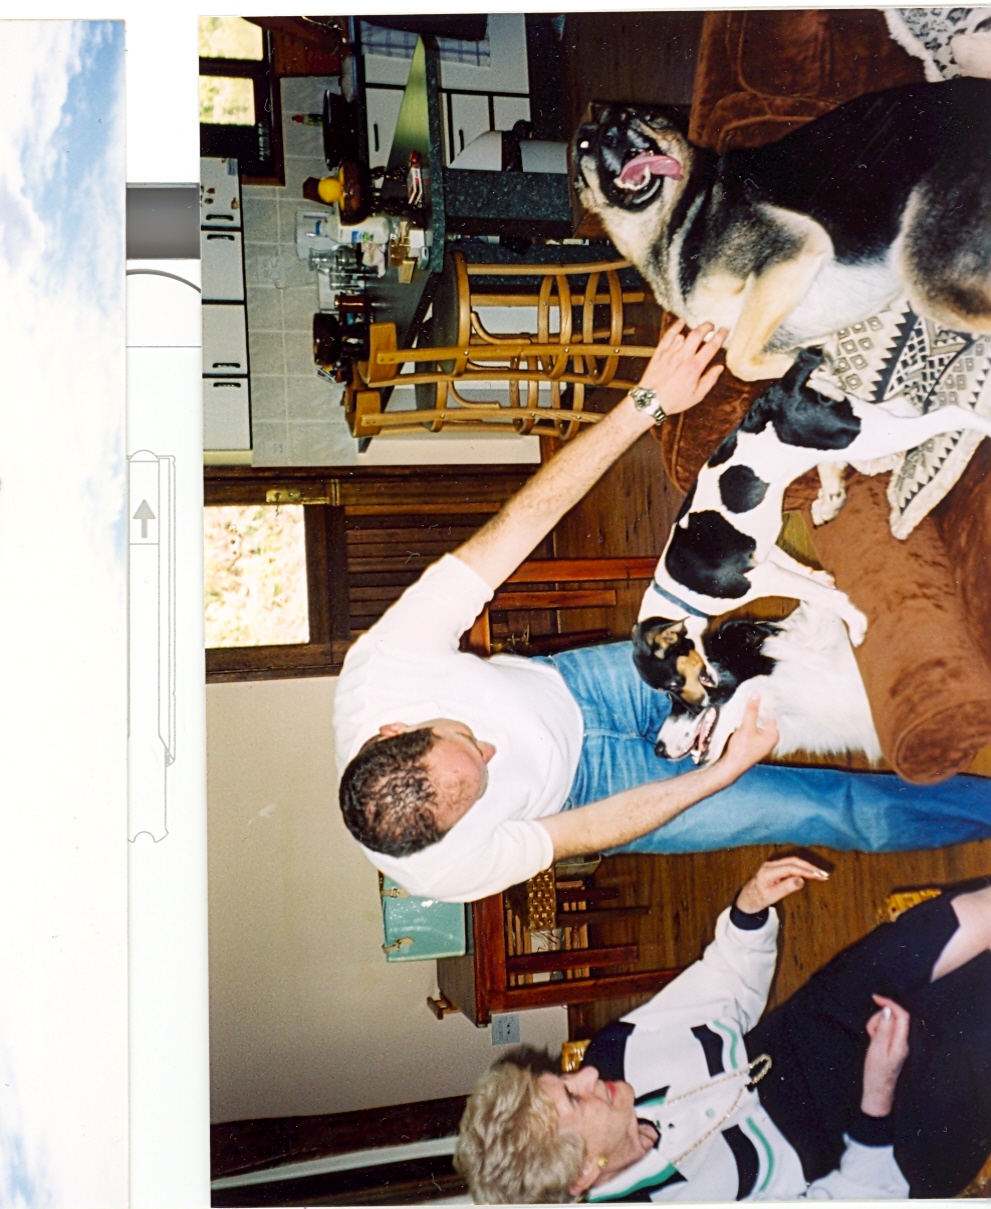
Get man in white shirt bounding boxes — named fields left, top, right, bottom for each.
left=334, top=321, right=991, bottom=902
left=335, top=322, right=779, bottom=900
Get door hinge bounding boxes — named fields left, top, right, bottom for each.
left=266, top=480, right=340, bottom=506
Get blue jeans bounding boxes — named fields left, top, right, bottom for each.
left=535, top=641, right=991, bottom=854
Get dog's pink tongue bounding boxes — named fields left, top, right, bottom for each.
left=617, top=152, right=683, bottom=186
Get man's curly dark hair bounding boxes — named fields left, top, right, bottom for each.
left=339, top=727, right=444, bottom=857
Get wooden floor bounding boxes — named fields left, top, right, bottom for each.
left=548, top=12, right=991, bottom=1039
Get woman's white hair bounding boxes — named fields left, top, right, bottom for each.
left=454, top=1054, right=586, bottom=1203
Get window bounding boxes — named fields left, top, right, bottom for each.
left=204, top=505, right=309, bottom=648
left=199, top=15, right=283, bottom=184
left=203, top=465, right=535, bottom=684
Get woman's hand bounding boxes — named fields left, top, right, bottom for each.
left=861, top=995, right=910, bottom=1117
left=735, top=855, right=830, bottom=914
left=635, top=319, right=728, bottom=417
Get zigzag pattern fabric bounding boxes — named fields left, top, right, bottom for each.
left=817, top=299, right=991, bottom=539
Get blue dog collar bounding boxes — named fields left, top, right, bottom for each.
left=650, top=579, right=710, bottom=619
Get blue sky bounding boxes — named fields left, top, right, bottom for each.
left=0, top=21, right=129, bottom=1208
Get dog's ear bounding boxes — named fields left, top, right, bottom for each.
left=634, top=617, right=686, bottom=655
left=786, top=346, right=825, bottom=389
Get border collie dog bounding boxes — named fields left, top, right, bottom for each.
left=654, top=603, right=882, bottom=767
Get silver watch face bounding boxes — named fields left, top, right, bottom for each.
left=633, top=387, right=657, bottom=410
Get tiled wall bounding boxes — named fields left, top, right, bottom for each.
left=242, top=76, right=358, bottom=467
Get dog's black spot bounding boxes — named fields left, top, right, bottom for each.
left=674, top=480, right=697, bottom=524
left=718, top=464, right=768, bottom=513
left=664, top=511, right=756, bottom=599
left=741, top=349, right=862, bottom=450
left=703, top=619, right=778, bottom=704
left=707, top=429, right=738, bottom=468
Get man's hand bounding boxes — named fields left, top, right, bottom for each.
left=455, top=322, right=727, bottom=592
left=735, top=856, right=830, bottom=914
left=861, top=996, right=910, bottom=1117
left=637, top=319, right=727, bottom=416
left=712, top=696, right=779, bottom=784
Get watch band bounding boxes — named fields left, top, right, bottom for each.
left=631, top=386, right=667, bottom=425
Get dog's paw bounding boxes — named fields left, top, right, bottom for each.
left=728, top=350, right=798, bottom=382
left=804, top=566, right=836, bottom=588
left=807, top=370, right=848, bottom=402
left=811, top=488, right=847, bottom=527
left=843, top=604, right=869, bottom=647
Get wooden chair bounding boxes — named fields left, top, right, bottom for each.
left=346, top=250, right=655, bottom=440
left=463, top=555, right=657, bottom=657
left=435, top=864, right=678, bottom=1024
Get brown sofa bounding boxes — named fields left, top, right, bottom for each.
left=658, top=9, right=991, bottom=783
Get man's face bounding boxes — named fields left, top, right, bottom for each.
left=372, top=719, right=496, bottom=832
left=537, top=1065, right=640, bottom=1191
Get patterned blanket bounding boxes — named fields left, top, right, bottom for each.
left=817, top=302, right=991, bottom=539
left=885, top=7, right=991, bottom=81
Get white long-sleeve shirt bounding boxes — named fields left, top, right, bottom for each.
left=586, top=907, right=909, bottom=1202
left=333, top=554, right=584, bottom=901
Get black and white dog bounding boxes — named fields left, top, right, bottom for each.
left=654, top=605, right=882, bottom=766
left=631, top=347, right=991, bottom=710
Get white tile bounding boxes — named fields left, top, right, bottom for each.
left=245, top=285, right=283, bottom=332
left=250, top=420, right=292, bottom=465
left=248, top=330, right=286, bottom=376
left=241, top=184, right=278, bottom=201
left=282, top=117, right=325, bottom=160
left=285, top=330, right=318, bottom=378
left=281, top=75, right=337, bottom=112
left=287, top=375, right=341, bottom=421
left=282, top=285, right=319, bottom=332
left=288, top=420, right=359, bottom=466
left=241, top=196, right=279, bottom=244
left=248, top=374, right=288, bottom=422
left=243, top=244, right=285, bottom=287
left=283, top=156, right=332, bottom=202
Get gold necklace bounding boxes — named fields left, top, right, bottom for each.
left=657, top=1053, right=772, bottom=1166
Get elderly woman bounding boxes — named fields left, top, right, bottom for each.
left=455, top=858, right=991, bottom=1202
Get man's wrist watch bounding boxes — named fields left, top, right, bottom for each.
left=631, top=386, right=668, bottom=425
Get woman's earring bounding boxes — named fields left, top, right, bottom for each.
left=597, top=1156, right=609, bottom=1169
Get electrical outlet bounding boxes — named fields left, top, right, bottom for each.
left=491, top=1013, right=520, bottom=1046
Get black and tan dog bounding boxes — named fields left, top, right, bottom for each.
left=573, top=79, right=991, bottom=380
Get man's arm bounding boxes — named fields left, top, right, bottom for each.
left=454, top=321, right=727, bottom=591
left=538, top=698, right=778, bottom=858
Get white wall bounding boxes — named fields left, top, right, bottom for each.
left=207, top=675, right=567, bottom=1123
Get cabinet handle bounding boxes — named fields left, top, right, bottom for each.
left=211, top=380, right=243, bottom=389
left=373, top=123, right=380, bottom=152
left=459, top=129, right=465, bottom=153
left=206, top=233, right=236, bottom=241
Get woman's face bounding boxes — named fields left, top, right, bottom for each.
left=537, top=1065, right=642, bottom=1189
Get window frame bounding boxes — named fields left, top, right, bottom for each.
left=199, top=29, right=285, bottom=186
left=204, top=464, right=534, bottom=684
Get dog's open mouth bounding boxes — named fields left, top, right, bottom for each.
left=690, top=706, right=718, bottom=764
left=615, top=150, right=683, bottom=192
